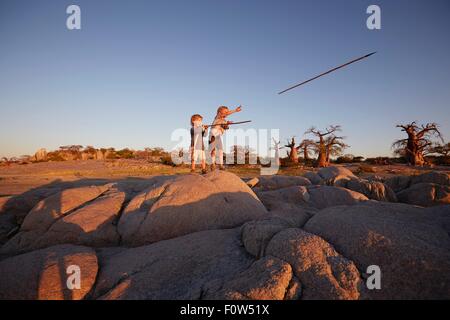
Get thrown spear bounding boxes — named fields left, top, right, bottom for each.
left=278, top=51, right=377, bottom=94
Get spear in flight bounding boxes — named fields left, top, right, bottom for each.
left=278, top=51, right=377, bottom=94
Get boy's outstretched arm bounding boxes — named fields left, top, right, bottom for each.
left=226, top=105, right=242, bottom=116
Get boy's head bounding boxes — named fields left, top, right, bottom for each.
left=216, top=106, right=229, bottom=117
left=190, top=114, right=203, bottom=126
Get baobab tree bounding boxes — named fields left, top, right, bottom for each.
left=285, top=137, right=301, bottom=163
left=305, top=125, right=342, bottom=167
left=324, top=135, right=349, bottom=164
left=393, top=122, right=443, bottom=166
left=298, top=139, right=316, bottom=162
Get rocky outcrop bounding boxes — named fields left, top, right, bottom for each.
left=118, top=171, right=269, bottom=246
left=385, top=171, right=450, bottom=207
left=313, top=166, right=397, bottom=202
left=257, top=185, right=368, bottom=212
left=385, top=171, right=450, bottom=192
left=1, top=185, right=113, bottom=255
left=251, top=176, right=311, bottom=192
left=396, top=183, right=450, bottom=207
left=93, top=228, right=255, bottom=300
left=303, top=172, right=324, bottom=185
left=304, top=202, right=450, bottom=299
left=1, top=170, right=449, bottom=300
left=0, top=197, right=17, bottom=245
left=300, top=167, right=397, bottom=203
left=305, top=185, right=369, bottom=209
left=241, top=218, right=292, bottom=258
left=316, top=166, right=356, bottom=183
left=0, top=244, right=98, bottom=300
left=203, top=256, right=301, bottom=300
left=266, top=228, right=362, bottom=300
left=411, top=171, right=450, bottom=186
left=33, top=148, right=47, bottom=162
left=344, top=178, right=397, bottom=202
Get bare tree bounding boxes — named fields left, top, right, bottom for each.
left=393, top=122, right=443, bottom=166
left=298, top=139, right=316, bottom=162
left=324, top=135, right=349, bottom=164
left=305, top=125, right=342, bottom=167
left=284, top=137, right=301, bottom=163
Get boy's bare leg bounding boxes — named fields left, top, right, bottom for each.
left=201, top=159, right=207, bottom=174
left=210, top=149, right=216, bottom=171
left=190, top=150, right=196, bottom=172
left=218, top=150, right=225, bottom=170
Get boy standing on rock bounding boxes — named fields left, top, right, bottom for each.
left=190, top=114, right=208, bottom=174
left=209, top=105, right=242, bottom=170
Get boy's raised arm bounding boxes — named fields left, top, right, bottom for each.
left=227, top=105, right=242, bottom=116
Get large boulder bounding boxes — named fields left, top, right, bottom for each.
left=345, top=178, right=397, bottom=202
left=396, top=183, right=450, bottom=207
left=255, top=186, right=316, bottom=226
left=266, top=228, right=362, bottom=300
left=384, top=175, right=413, bottom=193
left=93, top=228, right=255, bottom=300
left=305, top=185, right=368, bottom=209
left=1, top=184, right=113, bottom=255
left=252, top=176, right=311, bottom=192
left=0, top=186, right=64, bottom=224
left=304, top=202, right=450, bottom=299
left=425, top=205, right=450, bottom=234
left=0, top=244, right=98, bottom=300
left=29, top=190, right=125, bottom=249
left=314, top=166, right=397, bottom=203
left=411, top=171, right=449, bottom=186
left=241, top=218, right=293, bottom=258
left=203, top=256, right=301, bottom=300
left=118, top=171, right=269, bottom=246
left=0, top=196, right=17, bottom=245
left=0, top=213, right=16, bottom=245
left=303, top=172, right=324, bottom=185
left=385, top=171, right=450, bottom=193
left=257, top=185, right=368, bottom=212
left=317, top=166, right=356, bottom=183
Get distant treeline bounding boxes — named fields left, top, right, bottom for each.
left=1, top=142, right=449, bottom=167
left=0, top=146, right=171, bottom=165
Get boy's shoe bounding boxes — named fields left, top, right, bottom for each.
left=210, top=164, right=216, bottom=171
left=190, top=169, right=196, bottom=173
left=201, top=169, right=208, bottom=174
left=219, top=165, right=225, bottom=171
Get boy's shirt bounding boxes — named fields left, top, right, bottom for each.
left=210, top=115, right=228, bottom=136
left=191, top=125, right=207, bottom=150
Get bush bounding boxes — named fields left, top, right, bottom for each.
left=160, top=155, right=176, bottom=166
left=336, top=156, right=353, bottom=164
left=115, top=148, right=135, bottom=159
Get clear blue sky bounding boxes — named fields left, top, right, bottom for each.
left=1, top=0, right=449, bottom=158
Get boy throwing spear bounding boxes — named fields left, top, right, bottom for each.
left=209, top=105, right=242, bottom=171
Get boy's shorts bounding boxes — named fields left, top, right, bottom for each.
left=191, top=149, right=205, bottom=163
